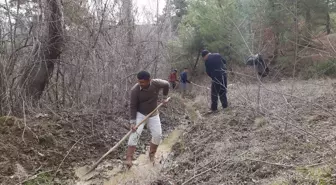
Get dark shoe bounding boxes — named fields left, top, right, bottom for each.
left=124, top=146, right=136, bottom=168
left=149, top=142, right=158, bottom=164
left=207, top=109, right=218, bottom=114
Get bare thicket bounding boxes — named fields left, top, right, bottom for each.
left=0, top=0, right=173, bottom=116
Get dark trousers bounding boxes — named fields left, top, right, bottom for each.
left=211, top=75, right=228, bottom=110
left=170, top=81, right=176, bottom=89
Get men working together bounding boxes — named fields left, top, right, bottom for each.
left=125, top=50, right=228, bottom=168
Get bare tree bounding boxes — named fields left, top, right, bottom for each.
left=0, top=0, right=173, bottom=115
left=19, top=0, right=64, bottom=103
left=120, top=0, right=134, bottom=46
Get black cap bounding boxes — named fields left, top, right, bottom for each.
left=201, top=50, right=209, bottom=57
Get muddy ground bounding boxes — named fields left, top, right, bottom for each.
left=0, top=96, right=186, bottom=185
left=154, top=79, right=336, bottom=185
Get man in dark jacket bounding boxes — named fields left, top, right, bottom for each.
left=246, top=54, right=269, bottom=77
left=201, top=50, right=228, bottom=113
left=180, top=68, right=191, bottom=98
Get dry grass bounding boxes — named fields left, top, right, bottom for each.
left=155, top=79, right=336, bottom=185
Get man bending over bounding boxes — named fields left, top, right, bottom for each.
left=201, top=50, right=228, bottom=113
left=125, top=71, right=170, bottom=168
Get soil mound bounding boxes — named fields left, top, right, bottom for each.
left=0, top=96, right=185, bottom=184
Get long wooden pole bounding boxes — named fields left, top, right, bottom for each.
left=85, top=97, right=171, bottom=175
left=191, top=82, right=210, bottom=90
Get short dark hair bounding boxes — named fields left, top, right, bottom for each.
left=137, top=71, right=151, bottom=80
left=201, top=50, right=209, bottom=57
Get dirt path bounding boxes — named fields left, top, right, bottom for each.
left=74, top=126, right=186, bottom=185
left=73, top=99, right=196, bottom=185
left=106, top=127, right=183, bottom=185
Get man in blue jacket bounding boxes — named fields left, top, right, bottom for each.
left=180, top=68, right=191, bottom=98
left=201, top=50, right=228, bottom=113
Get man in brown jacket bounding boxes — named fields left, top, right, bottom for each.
left=125, top=71, right=170, bottom=168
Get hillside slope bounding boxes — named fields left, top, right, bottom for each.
left=0, top=97, right=186, bottom=185
left=155, top=79, right=336, bottom=185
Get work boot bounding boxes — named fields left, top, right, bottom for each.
left=125, top=146, right=136, bottom=169
left=149, top=142, right=158, bottom=164
left=207, top=109, right=218, bottom=114
left=222, top=107, right=228, bottom=112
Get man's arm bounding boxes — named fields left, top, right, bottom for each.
left=205, top=62, right=212, bottom=78
left=129, top=86, right=138, bottom=122
left=152, top=79, right=170, bottom=98
left=185, top=73, right=191, bottom=83
left=221, top=56, right=227, bottom=70
left=180, top=73, right=185, bottom=83
left=221, top=57, right=227, bottom=65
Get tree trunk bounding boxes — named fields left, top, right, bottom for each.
left=121, top=0, right=134, bottom=46
left=119, top=0, right=134, bottom=103
left=192, top=48, right=201, bottom=72
left=304, top=8, right=312, bottom=44
left=153, top=0, right=160, bottom=78
left=273, top=32, right=280, bottom=63
left=19, top=0, right=64, bottom=102
left=326, top=0, right=331, bottom=34
left=0, top=63, right=4, bottom=115
left=268, top=0, right=280, bottom=63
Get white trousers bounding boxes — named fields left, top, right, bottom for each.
left=127, top=112, right=162, bottom=146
